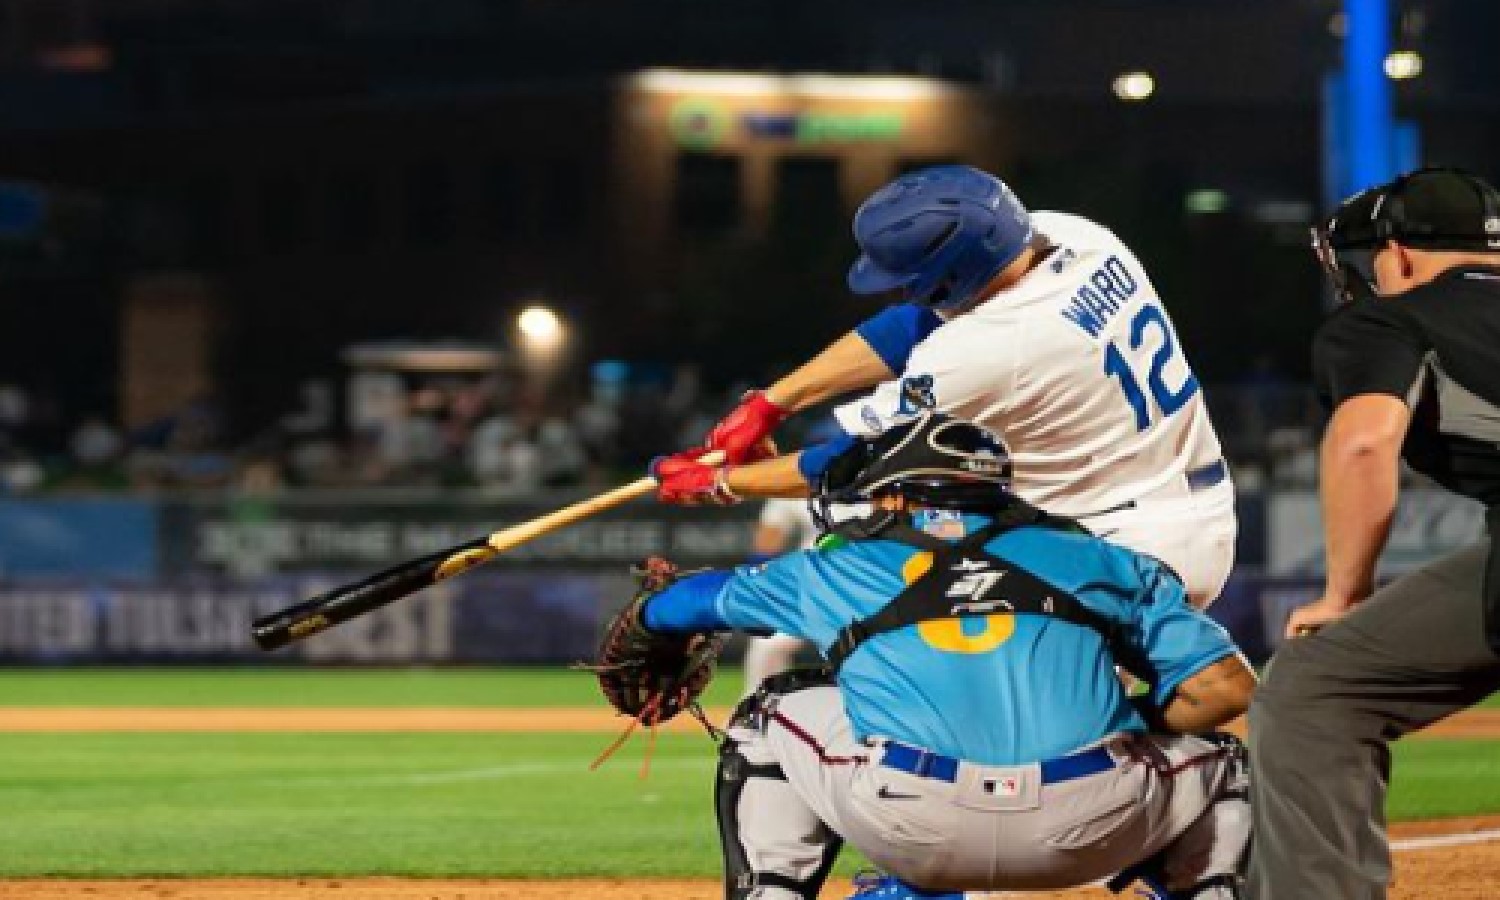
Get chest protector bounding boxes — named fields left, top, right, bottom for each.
left=825, top=502, right=1153, bottom=680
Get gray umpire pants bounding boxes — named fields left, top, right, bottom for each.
left=1246, top=539, right=1500, bottom=900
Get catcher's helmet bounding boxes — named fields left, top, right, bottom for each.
left=818, top=411, right=1013, bottom=516
left=847, top=165, right=1033, bottom=312
left=1313, top=167, right=1500, bottom=303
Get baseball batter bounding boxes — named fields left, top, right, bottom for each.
left=634, top=414, right=1254, bottom=899
left=654, top=165, right=1236, bottom=609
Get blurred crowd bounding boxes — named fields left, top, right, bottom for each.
left=0, top=363, right=1343, bottom=498
left=0, top=366, right=759, bottom=497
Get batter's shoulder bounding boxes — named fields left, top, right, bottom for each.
left=1030, top=210, right=1119, bottom=245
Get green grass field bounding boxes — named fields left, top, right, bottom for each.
left=0, top=666, right=748, bottom=709
left=0, top=668, right=747, bottom=878
left=1, top=668, right=1498, bottom=877
left=0, top=732, right=722, bottom=876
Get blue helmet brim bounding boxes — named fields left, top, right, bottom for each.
left=847, top=254, right=919, bottom=295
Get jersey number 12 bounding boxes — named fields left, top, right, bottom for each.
left=1103, top=304, right=1200, bottom=431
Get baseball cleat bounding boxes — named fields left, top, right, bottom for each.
left=847, top=871, right=964, bottom=899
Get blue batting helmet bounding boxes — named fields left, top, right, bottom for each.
left=847, top=165, right=1033, bottom=311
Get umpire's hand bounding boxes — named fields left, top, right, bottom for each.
left=1284, top=595, right=1358, bottom=638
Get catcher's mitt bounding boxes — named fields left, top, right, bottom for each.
left=593, top=556, right=725, bottom=726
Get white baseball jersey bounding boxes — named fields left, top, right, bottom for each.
left=834, top=212, right=1236, bottom=604
left=757, top=498, right=822, bottom=551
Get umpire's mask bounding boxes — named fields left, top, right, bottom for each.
left=1315, top=167, right=1500, bottom=304
left=813, top=412, right=1013, bottom=531
left=1313, top=181, right=1391, bottom=305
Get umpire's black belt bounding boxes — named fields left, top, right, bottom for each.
left=878, top=740, right=1116, bottom=786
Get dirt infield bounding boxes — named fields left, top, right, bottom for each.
left=5, top=708, right=1500, bottom=898
left=10, top=829, right=1500, bottom=900
left=0, top=879, right=1116, bottom=899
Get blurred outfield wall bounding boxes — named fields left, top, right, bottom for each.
left=0, top=489, right=1484, bottom=666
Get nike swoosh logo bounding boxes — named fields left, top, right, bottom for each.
left=877, top=786, right=921, bottom=800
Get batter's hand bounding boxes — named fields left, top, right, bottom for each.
left=651, top=449, right=737, bottom=506
left=705, top=391, right=788, bottom=465
left=1284, top=596, right=1356, bottom=639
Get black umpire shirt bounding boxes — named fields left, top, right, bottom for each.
left=1313, top=265, right=1500, bottom=509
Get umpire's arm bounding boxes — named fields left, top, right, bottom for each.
left=1285, top=394, right=1410, bottom=638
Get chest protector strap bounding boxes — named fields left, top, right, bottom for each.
left=825, top=503, right=1140, bottom=674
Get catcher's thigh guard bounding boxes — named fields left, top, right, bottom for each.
left=717, top=675, right=842, bottom=900
left=1114, top=733, right=1249, bottom=899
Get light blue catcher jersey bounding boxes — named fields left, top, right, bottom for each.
left=669, top=512, right=1235, bottom=766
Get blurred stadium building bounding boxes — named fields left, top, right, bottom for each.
left=0, top=0, right=1495, bottom=666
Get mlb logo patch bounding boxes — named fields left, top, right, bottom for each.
left=982, top=776, right=1021, bottom=797
left=914, top=508, right=965, bottom=539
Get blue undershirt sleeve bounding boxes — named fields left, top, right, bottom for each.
left=796, top=432, right=858, bottom=483
left=854, top=303, right=942, bottom=374
left=642, top=571, right=734, bottom=633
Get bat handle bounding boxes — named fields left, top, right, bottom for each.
left=482, top=450, right=727, bottom=554
left=249, top=451, right=730, bottom=651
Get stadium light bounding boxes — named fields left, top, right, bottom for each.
left=1112, top=71, right=1155, bottom=102
left=517, top=305, right=566, bottom=355
left=1384, top=50, right=1423, bottom=80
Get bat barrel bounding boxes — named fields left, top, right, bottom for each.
left=251, top=594, right=340, bottom=650
left=249, top=540, right=492, bottom=651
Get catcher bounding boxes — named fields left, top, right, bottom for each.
left=595, top=412, right=1255, bottom=900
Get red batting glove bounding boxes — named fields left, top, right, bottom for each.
left=651, top=449, right=737, bottom=506
left=705, top=390, right=789, bottom=465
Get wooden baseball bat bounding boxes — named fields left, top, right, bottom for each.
left=249, top=452, right=725, bottom=651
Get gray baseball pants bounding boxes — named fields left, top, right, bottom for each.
left=1247, top=539, right=1500, bottom=900
left=719, top=683, right=1248, bottom=898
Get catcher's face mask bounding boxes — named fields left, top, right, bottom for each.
left=811, top=411, right=1013, bottom=534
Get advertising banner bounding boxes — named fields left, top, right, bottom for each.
left=1268, top=489, right=1485, bottom=576
left=158, top=496, right=757, bottom=576
left=0, top=571, right=626, bottom=664
left=0, top=499, right=156, bottom=578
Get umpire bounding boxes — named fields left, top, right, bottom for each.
left=1247, top=167, right=1500, bottom=899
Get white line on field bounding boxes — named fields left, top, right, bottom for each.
left=1059, top=827, right=1500, bottom=893
left=1391, top=826, right=1500, bottom=851
left=279, top=756, right=711, bottom=788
